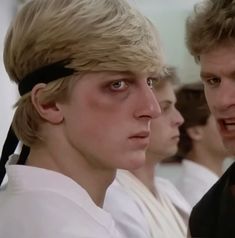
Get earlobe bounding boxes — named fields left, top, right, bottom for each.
left=31, top=83, right=64, bottom=124
left=186, top=126, right=203, bottom=141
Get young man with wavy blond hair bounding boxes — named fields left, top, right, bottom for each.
left=0, top=0, right=165, bottom=237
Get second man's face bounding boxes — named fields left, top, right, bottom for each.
left=200, top=43, right=235, bottom=155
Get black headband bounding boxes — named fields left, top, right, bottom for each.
left=0, top=59, right=76, bottom=185
left=19, top=59, right=76, bottom=96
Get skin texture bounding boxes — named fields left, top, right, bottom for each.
left=200, top=43, right=235, bottom=155
left=28, top=71, right=161, bottom=205
left=148, top=81, right=184, bottom=161
left=197, top=115, right=228, bottom=158
left=131, top=81, right=184, bottom=195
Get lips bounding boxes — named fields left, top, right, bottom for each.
left=172, top=134, right=180, bottom=140
left=218, top=119, right=235, bottom=138
left=172, top=133, right=180, bottom=138
left=129, top=131, right=150, bottom=139
left=128, top=131, right=150, bottom=148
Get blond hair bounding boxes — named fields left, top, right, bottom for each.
left=186, top=0, right=235, bottom=61
left=4, top=0, right=164, bottom=145
left=153, top=65, right=180, bottom=90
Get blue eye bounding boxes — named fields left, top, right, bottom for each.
left=110, top=80, right=128, bottom=91
left=147, top=77, right=161, bottom=89
left=147, top=78, right=153, bottom=88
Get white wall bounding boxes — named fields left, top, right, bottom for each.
left=0, top=0, right=17, bottom=149
left=133, top=0, right=201, bottom=83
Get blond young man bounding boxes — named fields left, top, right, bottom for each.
left=185, top=0, right=235, bottom=237
left=104, top=67, right=191, bottom=238
left=0, top=0, right=165, bottom=237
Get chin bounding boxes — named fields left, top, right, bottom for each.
left=224, top=142, right=235, bottom=156
left=122, top=151, right=146, bottom=170
left=163, top=148, right=178, bottom=159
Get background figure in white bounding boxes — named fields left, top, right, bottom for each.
left=104, top=66, right=191, bottom=238
left=174, top=82, right=229, bottom=207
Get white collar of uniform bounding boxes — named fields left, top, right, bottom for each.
left=154, top=177, right=191, bottom=215
left=5, top=154, right=113, bottom=227
left=182, top=159, right=219, bottom=183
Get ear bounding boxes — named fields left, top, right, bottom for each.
left=186, top=126, right=203, bottom=141
left=31, top=83, right=64, bottom=124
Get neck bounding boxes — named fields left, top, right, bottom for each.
left=26, top=142, right=115, bottom=207
left=130, top=156, right=156, bottom=195
left=186, top=146, right=224, bottom=176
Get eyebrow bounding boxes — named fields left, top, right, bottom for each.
left=106, top=71, right=160, bottom=80
left=201, top=70, right=235, bottom=78
left=102, top=72, right=135, bottom=80
left=109, top=71, right=131, bottom=75
left=200, top=71, right=215, bottom=78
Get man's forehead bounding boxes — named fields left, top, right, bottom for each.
left=200, top=67, right=235, bottom=78
left=100, top=70, right=159, bottom=78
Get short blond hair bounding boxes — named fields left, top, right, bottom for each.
left=4, top=0, right=164, bottom=146
left=186, top=0, right=235, bottom=61
left=153, top=65, right=179, bottom=90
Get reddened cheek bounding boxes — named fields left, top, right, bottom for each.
left=31, top=84, right=64, bottom=124
left=85, top=94, right=120, bottom=113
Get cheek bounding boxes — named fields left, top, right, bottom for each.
left=204, top=90, right=214, bottom=111
left=87, top=93, right=121, bottom=116
left=80, top=95, right=125, bottom=135
left=150, top=123, right=165, bottom=144
left=211, top=126, right=222, bottom=140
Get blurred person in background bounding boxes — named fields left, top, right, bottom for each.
left=174, top=81, right=229, bottom=207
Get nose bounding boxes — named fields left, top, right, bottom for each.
left=172, top=108, right=184, bottom=127
left=134, top=84, right=161, bottom=120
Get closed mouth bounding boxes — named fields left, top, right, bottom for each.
left=129, top=131, right=150, bottom=139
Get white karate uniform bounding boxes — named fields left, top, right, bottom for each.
left=155, top=177, right=192, bottom=224
left=175, top=160, right=219, bottom=207
left=104, top=170, right=191, bottom=238
left=0, top=155, right=122, bottom=238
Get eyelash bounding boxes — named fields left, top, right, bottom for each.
left=109, top=80, right=128, bottom=91
left=108, top=77, right=158, bottom=93
left=147, top=77, right=160, bottom=89
left=161, top=104, right=170, bottom=112
left=204, top=77, right=221, bottom=87
left=147, top=78, right=153, bottom=88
